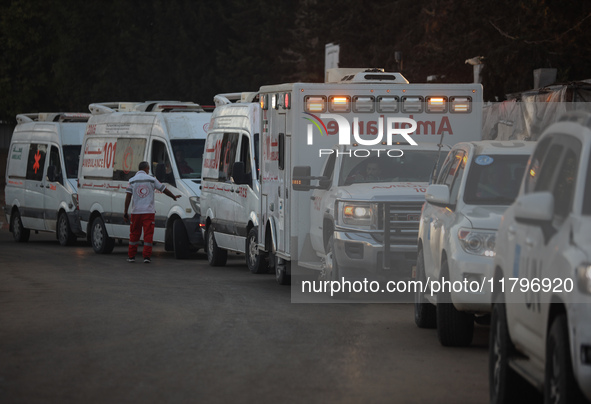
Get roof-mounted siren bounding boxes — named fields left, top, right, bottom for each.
left=89, top=102, right=140, bottom=115
left=16, top=112, right=92, bottom=123
left=325, top=68, right=409, bottom=84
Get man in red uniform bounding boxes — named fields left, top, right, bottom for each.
left=123, top=161, right=180, bottom=263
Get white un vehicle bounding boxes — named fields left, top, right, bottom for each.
left=78, top=101, right=210, bottom=258
left=489, top=111, right=591, bottom=403
left=4, top=112, right=90, bottom=245
left=415, top=140, right=535, bottom=347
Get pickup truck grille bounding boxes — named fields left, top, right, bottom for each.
left=376, top=202, right=423, bottom=245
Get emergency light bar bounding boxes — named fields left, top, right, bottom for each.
left=302, top=94, right=473, bottom=114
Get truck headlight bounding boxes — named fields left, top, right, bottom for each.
left=189, top=196, right=200, bottom=215
left=458, top=228, right=496, bottom=257
left=339, top=202, right=377, bottom=228
left=577, top=264, right=591, bottom=294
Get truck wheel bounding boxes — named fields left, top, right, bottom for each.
left=274, top=254, right=291, bottom=285
left=173, top=219, right=190, bottom=259
left=57, top=212, right=76, bottom=246
left=206, top=225, right=227, bottom=266
left=489, top=293, right=528, bottom=404
left=11, top=210, right=30, bottom=243
left=246, top=227, right=267, bottom=274
left=414, top=248, right=436, bottom=328
left=90, top=216, right=115, bottom=254
left=436, top=260, right=474, bottom=347
left=545, top=314, right=585, bottom=404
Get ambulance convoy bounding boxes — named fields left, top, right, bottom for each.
left=200, top=70, right=484, bottom=285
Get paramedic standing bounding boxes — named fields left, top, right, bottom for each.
left=123, top=161, right=181, bottom=263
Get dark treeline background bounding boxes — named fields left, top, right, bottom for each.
left=1, top=0, right=590, bottom=122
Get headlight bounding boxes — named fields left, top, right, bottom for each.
left=577, top=263, right=591, bottom=294
left=458, top=228, right=496, bottom=257
left=189, top=196, right=200, bottom=215
left=339, top=202, right=377, bottom=228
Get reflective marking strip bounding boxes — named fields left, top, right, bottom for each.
left=144, top=243, right=153, bottom=247
left=129, top=241, right=139, bottom=246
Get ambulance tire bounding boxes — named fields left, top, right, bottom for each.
left=11, top=210, right=30, bottom=243
left=274, top=254, right=291, bottom=286
left=57, top=212, right=77, bottom=246
left=206, top=225, right=227, bottom=267
left=91, top=216, right=115, bottom=254
left=173, top=219, right=190, bottom=260
left=436, top=260, right=474, bottom=347
left=414, top=247, right=436, bottom=328
left=246, top=227, right=267, bottom=274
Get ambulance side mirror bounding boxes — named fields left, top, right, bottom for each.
left=232, top=161, right=251, bottom=186
left=292, top=166, right=311, bottom=191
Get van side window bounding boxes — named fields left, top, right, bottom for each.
left=534, top=144, right=563, bottom=192
left=26, top=144, right=47, bottom=182
left=523, top=137, right=552, bottom=194
left=151, top=140, right=175, bottom=186
left=553, top=148, right=579, bottom=219
left=7, top=143, right=28, bottom=179
left=218, top=133, right=239, bottom=182
left=63, top=145, right=81, bottom=178
left=113, top=138, right=146, bottom=181
left=253, top=133, right=260, bottom=180
left=48, top=146, right=63, bottom=185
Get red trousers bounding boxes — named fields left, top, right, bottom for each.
left=128, top=213, right=155, bottom=259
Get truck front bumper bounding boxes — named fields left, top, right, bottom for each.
left=333, top=230, right=417, bottom=281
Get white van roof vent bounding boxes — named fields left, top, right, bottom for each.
left=89, top=102, right=141, bottom=115
left=326, top=68, right=409, bottom=84
left=214, top=92, right=258, bottom=106
left=16, top=112, right=92, bottom=123
left=136, top=101, right=205, bottom=113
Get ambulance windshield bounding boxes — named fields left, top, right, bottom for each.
left=171, top=139, right=205, bottom=179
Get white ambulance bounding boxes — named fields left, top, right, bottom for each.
left=4, top=112, right=90, bottom=245
left=201, top=69, right=484, bottom=285
left=77, top=101, right=211, bottom=258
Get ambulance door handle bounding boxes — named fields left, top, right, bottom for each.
left=278, top=186, right=281, bottom=197
left=45, top=185, right=50, bottom=188
left=508, top=226, right=515, bottom=236
left=525, top=237, right=534, bottom=247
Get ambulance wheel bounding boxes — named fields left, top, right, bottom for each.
left=57, top=212, right=76, bottom=246
left=274, top=254, right=291, bottom=286
left=246, top=227, right=267, bottom=274
left=173, top=219, right=190, bottom=259
left=11, top=210, right=30, bottom=243
left=91, top=216, right=115, bottom=254
left=206, top=225, right=227, bottom=266
left=414, top=247, right=436, bottom=328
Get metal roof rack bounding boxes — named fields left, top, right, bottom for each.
left=16, top=112, right=92, bottom=124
